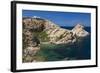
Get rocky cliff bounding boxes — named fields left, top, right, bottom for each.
left=23, top=17, right=89, bottom=45
left=72, top=24, right=89, bottom=37
left=22, top=16, right=89, bottom=62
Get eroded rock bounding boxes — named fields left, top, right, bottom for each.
left=22, top=17, right=89, bottom=62
left=72, top=24, right=89, bottom=37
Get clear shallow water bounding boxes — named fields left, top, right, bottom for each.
left=36, top=27, right=91, bottom=61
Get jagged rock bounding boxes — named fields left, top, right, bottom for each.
left=46, top=28, right=76, bottom=44
left=22, top=16, right=90, bottom=62
left=23, top=17, right=89, bottom=46
left=72, top=24, right=89, bottom=37
left=23, top=17, right=45, bottom=31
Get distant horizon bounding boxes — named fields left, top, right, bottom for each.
left=22, top=10, right=91, bottom=27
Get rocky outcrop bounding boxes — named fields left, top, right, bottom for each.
left=46, top=28, right=76, bottom=44
left=72, top=24, right=89, bottom=37
left=22, top=16, right=89, bottom=62
left=23, top=17, right=89, bottom=46
left=23, top=17, right=45, bottom=31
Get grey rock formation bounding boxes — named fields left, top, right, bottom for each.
left=72, top=24, right=89, bottom=37
left=23, top=17, right=89, bottom=45
left=22, top=16, right=89, bottom=62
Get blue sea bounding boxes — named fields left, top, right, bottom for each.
left=36, top=27, right=91, bottom=61
left=61, top=26, right=91, bottom=33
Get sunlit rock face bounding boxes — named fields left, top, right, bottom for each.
left=23, top=17, right=89, bottom=46
left=22, top=16, right=90, bottom=62
left=72, top=24, right=89, bottom=37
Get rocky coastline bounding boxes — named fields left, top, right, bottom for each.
left=22, top=16, right=89, bottom=62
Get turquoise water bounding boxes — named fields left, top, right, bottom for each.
left=36, top=35, right=91, bottom=61
left=35, top=27, right=91, bottom=61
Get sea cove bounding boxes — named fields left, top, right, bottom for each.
left=22, top=10, right=91, bottom=63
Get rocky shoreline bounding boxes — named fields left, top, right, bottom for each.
left=22, top=16, right=89, bottom=62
